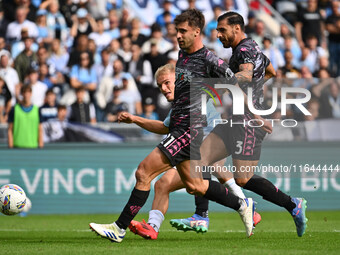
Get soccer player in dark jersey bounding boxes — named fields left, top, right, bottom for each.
left=125, top=65, right=254, bottom=240
left=89, top=9, right=267, bottom=242
left=168, top=12, right=276, bottom=234
left=189, top=11, right=307, bottom=237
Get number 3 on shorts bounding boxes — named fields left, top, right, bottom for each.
left=235, top=141, right=243, bottom=155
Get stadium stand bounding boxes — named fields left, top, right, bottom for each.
left=0, top=0, right=339, bottom=143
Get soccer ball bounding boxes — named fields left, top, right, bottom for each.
left=22, top=197, right=32, bottom=213
left=0, top=184, right=27, bottom=216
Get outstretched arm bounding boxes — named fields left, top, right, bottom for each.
left=118, top=112, right=169, bottom=135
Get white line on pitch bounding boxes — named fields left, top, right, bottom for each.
left=0, top=229, right=339, bottom=233
left=0, top=229, right=91, bottom=232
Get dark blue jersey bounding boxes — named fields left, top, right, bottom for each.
left=170, top=46, right=237, bottom=130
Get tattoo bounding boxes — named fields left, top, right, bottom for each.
left=235, top=63, right=254, bottom=83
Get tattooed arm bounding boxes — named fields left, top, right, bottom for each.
left=235, top=63, right=254, bottom=84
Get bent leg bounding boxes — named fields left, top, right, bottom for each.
left=233, top=159, right=257, bottom=186
left=116, top=147, right=173, bottom=230
left=209, top=158, right=246, bottom=199
left=152, top=168, right=185, bottom=215
left=200, top=132, right=229, bottom=166
left=89, top=147, right=174, bottom=242
left=176, top=160, right=241, bottom=211
left=147, top=169, right=185, bottom=233
left=175, top=156, right=255, bottom=237
left=135, top=147, right=174, bottom=191
left=202, top=134, right=246, bottom=199
left=233, top=159, right=295, bottom=212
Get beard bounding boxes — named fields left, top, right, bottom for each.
left=224, top=33, right=235, bottom=48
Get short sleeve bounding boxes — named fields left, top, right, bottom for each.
left=134, top=91, right=141, bottom=102
left=262, top=53, right=270, bottom=68
left=70, top=65, right=78, bottom=78
left=38, top=107, right=43, bottom=123
left=90, top=67, right=97, bottom=83
left=296, top=6, right=304, bottom=23
left=234, top=46, right=257, bottom=67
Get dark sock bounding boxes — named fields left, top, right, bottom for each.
left=243, top=175, right=295, bottom=212
left=194, top=172, right=211, bottom=218
left=203, top=180, right=241, bottom=211
left=116, top=188, right=150, bottom=230
left=194, top=195, right=209, bottom=218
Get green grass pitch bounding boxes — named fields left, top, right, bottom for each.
left=1, top=211, right=339, bottom=255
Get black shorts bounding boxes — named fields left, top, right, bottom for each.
left=211, top=117, right=267, bottom=161
left=157, top=127, right=203, bottom=166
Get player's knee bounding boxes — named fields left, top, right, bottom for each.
left=135, top=163, right=151, bottom=186
left=154, top=178, right=170, bottom=194
left=185, top=183, right=204, bottom=196
left=235, top=178, right=249, bottom=187
left=184, top=182, right=196, bottom=195
left=194, top=188, right=205, bottom=196
left=200, top=155, right=212, bottom=166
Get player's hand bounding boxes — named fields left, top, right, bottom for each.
left=118, top=111, right=134, bottom=124
left=253, top=115, right=272, bottom=134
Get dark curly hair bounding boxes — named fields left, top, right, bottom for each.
left=174, top=9, right=205, bottom=33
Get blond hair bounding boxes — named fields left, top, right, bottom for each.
left=155, top=63, right=175, bottom=80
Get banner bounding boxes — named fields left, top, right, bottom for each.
left=43, top=121, right=124, bottom=143
left=0, top=142, right=339, bottom=215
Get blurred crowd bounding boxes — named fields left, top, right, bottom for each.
left=0, top=0, right=340, bottom=126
